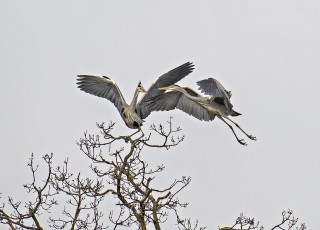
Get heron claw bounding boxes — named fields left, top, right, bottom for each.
left=238, top=139, right=247, bottom=146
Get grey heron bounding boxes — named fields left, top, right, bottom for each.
left=147, top=78, right=256, bottom=145
left=76, top=62, right=194, bottom=134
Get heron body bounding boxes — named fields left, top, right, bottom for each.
left=77, top=62, right=194, bottom=129
left=166, top=86, right=233, bottom=117
left=120, top=85, right=146, bottom=128
left=149, top=78, right=255, bottom=145
left=121, top=107, right=144, bottom=129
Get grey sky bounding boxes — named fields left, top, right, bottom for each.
left=1, top=1, right=319, bottom=229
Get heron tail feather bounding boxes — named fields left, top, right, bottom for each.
left=231, top=110, right=242, bottom=116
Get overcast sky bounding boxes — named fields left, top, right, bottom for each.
left=1, top=1, right=320, bottom=229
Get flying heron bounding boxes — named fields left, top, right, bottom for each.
left=147, top=78, right=256, bottom=145
left=76, top=62, right=194, bottom=135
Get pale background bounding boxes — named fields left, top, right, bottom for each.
left=1, top=1, right=319, bottom=229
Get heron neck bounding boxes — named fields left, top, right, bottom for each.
left=129, top=87, right=140, bottom=109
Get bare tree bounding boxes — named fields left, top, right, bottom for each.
left=0, top=118, right=306, bottom=229
left=0, top=153, right=56, bottom=230
left=219, top=210, right=306, bottom=230
left=0, top=118, right=204, bottom=229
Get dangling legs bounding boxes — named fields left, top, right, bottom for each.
left=129, top=129, right=141, bottom=137
left=137, top=127, right=145, bottom=140
left=225, top=117, right=257, bottom=141
left=218, top=116, right=247, bottom=145
left=129, top=127, right=144, bottom=139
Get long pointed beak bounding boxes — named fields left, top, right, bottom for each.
left=158, top=87, right=171, bottom=91
left=141, top=86, right=148, bottom=93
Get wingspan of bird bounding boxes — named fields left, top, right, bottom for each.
left=76, top=75, right=127, bottom=114
left=146, top=86, right=215, bottom=121
left=76, top=62, right=195, bottom=129
left=136, top=62, right=194, bottom=119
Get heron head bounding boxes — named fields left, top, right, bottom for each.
left=138, top=81, right=148, bottom=93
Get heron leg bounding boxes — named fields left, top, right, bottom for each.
left=129, top=129, right=141, bottom=137
left=137, top=127, right=145, bottom=139
left=218, top=116, right=247, bottom=145
left=129, top=127, right=144, bottom=140
left=225, top=117, right=257, bottom=141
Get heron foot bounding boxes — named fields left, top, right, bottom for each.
left=238, top=139, right=247, bottom=146
left=248, top=135, right=257, bottom=141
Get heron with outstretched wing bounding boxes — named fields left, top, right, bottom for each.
left=147, top=78, right=256, bottom=145
left=76, top=62, right=194, bottom=133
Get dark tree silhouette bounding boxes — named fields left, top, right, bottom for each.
left=219, top=210, right=306, bottom=230
left=0, top=118, right=306, bottom=229
left=0, top=118, right=204, bottom=229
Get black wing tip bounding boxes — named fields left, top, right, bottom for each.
left=76, top=75, right=95, bottom=83
left=77, top=75, right=94, bottom=78
left=76, top=75, right=110, bottom=79
left=76, top=75, right=85, bottom=83
left=76, top=75, right=112, bottom=84
left=184, top=61, right=195, bottom=71
left=76, top=75, right=91, bottom=84
left=185, top=61, right=194, bottom=66
left=175, top=62, right=194, bottom=72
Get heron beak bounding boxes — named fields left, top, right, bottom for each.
left=158, top=87, right=170, bottom=91
left=140, top=86, right=148, bottom=94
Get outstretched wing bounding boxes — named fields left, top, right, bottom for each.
left=76, top=75, right=127, bottom=114
left=147, top=86, right=215, bottom=121
left=136, top=62, right=194, bottom=119
left=197, top=78, right=232, bottom=99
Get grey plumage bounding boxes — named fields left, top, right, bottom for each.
left=147, top=79, right=256, bottom=145
left=77, top=62, right=194, bottom=129
left=136, top=62, right=194, bottom=119
left=148, top=87, right=216, bottom=121
left=197, top=78, right=232, bottom=98
left=77, top=75, right=126, bottom=115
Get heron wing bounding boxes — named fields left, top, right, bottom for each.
left=210, top=96, right=234, bottom=113
left=177, top=87, right=215, bottom=121
left=136, top=62, right=194, bottom=119
left=196, top=78, right=232, bottom=99
left=146, top=91, right=181, bottom=112
left=77, top=75, right=127, bottom=114
left=147, top=87, right=215, bottom=121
